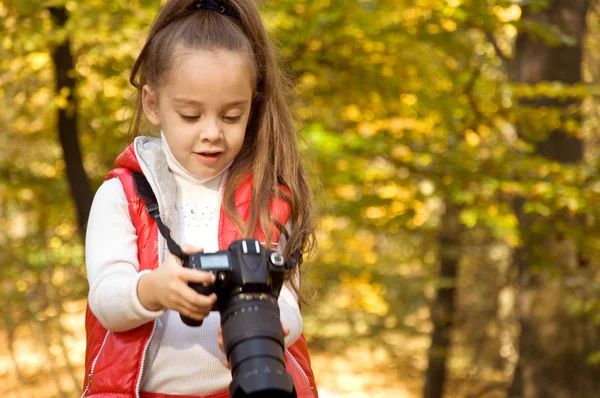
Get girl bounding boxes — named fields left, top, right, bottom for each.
left=83, top=0, right=317, bottom=397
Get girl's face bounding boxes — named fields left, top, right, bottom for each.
left=142, top=49, right=253, bottom=179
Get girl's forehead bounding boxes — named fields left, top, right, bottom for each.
left=160, top=49, right=255, bottom=102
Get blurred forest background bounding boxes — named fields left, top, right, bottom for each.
left=3, top=0, right=600, bottom=397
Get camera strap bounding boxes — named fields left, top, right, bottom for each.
left=285, top=248, right=303, bottom=270
left=131, top=170, right=188, bottom=262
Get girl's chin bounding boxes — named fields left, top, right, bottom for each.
left=185, top=162, right=224, bottom=180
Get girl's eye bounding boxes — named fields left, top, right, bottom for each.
left=223, top=115, right=242, bottom=123
left=180, top=114, right=200, bottom=122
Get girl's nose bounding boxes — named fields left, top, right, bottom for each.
left=199, top=118, right=222, bottom=142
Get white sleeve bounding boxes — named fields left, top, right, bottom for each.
left=85, top=177, right=165, bottom=332
left=276, top=222, right=303, bottom=347
left=279, top=281, right=303, bottom=348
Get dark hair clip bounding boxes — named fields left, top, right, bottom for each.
left=193, top=1, right=237, bottom=18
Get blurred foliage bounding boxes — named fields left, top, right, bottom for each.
left=3, top=0, right=600, bottom=396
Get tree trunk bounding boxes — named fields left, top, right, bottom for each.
left=509, top=1, right=591, bottom=397
left=49, top=7, right=93, bottom=239
left=508, top=196, right=539, bottom=398
left=423, top=204, right=460, bottom=398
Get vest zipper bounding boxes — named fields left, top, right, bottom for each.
left=285, top=349, right=315, bottom=396
left=135, top=216, right=163, bottom=398
left=81, top=331, right=110, bottom=397
left=135, top=320, right=157, bottom=398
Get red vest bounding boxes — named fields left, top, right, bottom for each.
left=83, top=143, right=318, bottom=397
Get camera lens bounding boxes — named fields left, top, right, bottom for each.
left=220, top=294, right=296, bottom=398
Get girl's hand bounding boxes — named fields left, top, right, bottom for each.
left=138, top=245, right=217, bottom=322
left=217, top=326, right=290, bottom=369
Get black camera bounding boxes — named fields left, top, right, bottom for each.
left=181, top=239, right=297, bottom=398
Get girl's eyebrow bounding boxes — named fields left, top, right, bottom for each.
left=173, top=98, right=249, bottom=107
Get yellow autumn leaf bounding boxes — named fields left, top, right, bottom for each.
left=364, top=206, right=387, bottom=219
left=441, top=19, right=457, bottom=32
left=493, top=5, right=522, bottom=22
left=300, top=73, right=317, bottom=87
left=335, top=184, right=359, bottom=200
left=465, top=129, right=481, bottom=146
left=391, top=145, right=413, bottom=161
left=412, top=201, right=430, bottom=227
left=343, top=105, right=362, bottom=122
left=27, top=52, right=49, bottom=71
left=49, top=236, right=62, bottom=250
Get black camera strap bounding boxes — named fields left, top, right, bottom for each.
left=131, top=170, right=302, bottom=270
left=285, top=248, right=303, bottom=270
left=131, top=170, right=188, bottom=262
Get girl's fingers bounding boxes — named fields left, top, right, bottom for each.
left=217, top=328, right=225, bottom=351
left=177, top=247, right=216, bottom=285
left=170, top=290, right=212, bottom=317
left=181, top=268, right=216, bottom=284
left=217, top=328, right=230, bottom=368
left=283, top=325, right=290, bottom=337
left=182, top=287, right=217, bottom=310
left=160, top=280, right=215, bottom=318
left=175, top=298, right=209, bottom=320
left=178, top=306, right=208, bottom=321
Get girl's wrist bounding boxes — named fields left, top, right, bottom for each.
left=137, top=271, right=164, bottom=312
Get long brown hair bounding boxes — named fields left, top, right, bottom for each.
left=129, top=0, right=315, bottom=297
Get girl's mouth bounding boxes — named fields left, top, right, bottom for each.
left=194, top=151, right=222, bottom=165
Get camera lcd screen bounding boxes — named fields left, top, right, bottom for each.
left=199, top=253, right=230, bottom=270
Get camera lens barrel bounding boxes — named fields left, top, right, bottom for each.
left=228, top=337, right=284, bottom=370
left=221, top=295, right=296, bottom=398
left=222, top=300, right=283, bottom=353
left=229, top=357, right=295, bottom=398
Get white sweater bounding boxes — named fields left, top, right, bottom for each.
left=85, top=135, right=303, bottom=394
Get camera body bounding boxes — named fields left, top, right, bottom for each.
left=182, top=239, right=287, bottom=320
left=181, top=239, right=297, bottom=398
